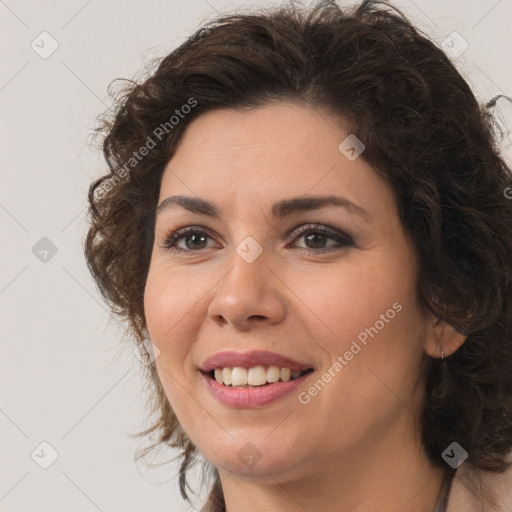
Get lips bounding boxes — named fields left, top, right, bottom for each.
left=199, top=350, right=314, bottom=373
left=198, top=350, right=315, bottom=407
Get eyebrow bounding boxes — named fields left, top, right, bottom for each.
left=157, top=194, right=372, bottom=221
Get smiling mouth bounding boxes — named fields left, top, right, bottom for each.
left=203, top=366, right=314, bottom=388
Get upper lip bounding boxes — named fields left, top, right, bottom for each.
left=199, top=350, right=314, bottom=372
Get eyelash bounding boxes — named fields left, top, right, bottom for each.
left=160, top=223, right=354, bottom=254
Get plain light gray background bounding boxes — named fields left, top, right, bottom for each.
left=1, top=0, right=511, bottom=511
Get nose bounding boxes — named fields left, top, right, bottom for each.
left=207, top=252, right=286, bottom=330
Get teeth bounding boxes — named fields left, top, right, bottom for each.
left=222, top=367, right=232, bottom=386
left=280, top=367, right=291, bottom=382
left=231, top=367, right=248, bottom=386
left=211, top=365, right=308, bottom=387
left=266, top=365, right=280, bottom=383
left=247, top=365, right=267, bottom=386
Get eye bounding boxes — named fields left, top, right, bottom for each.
left=161, top=226, right=217, bottom=252
left=288, top=223, right=354, bottom=253
left=160, top=223, right=353, bottom=254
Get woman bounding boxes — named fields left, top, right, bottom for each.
left=84, top=1, right=512, bottom=510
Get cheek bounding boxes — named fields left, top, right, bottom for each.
left=290, top=256, right=413, bottom=345
left=143, top=266, right=201, bottom=375
left=294, top=256, right=424, bottom=397
left=325, top=301, right=426, bottom=433
left=144, top=262, right=210, bottom=336
left=143, top=269, right=202, bottom=424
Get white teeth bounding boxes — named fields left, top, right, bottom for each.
left=212, top=365, right=309, bottom=387
left=280, top=367, right=291, bottom=382
left=247, top=365, right=267, bottom=386
left=231, top=367, right=248, bottom=386
left=266, top=365, right=280, bottom=383
left=222, top=367, right=232, bottom=386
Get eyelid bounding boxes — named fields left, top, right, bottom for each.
left=288, top=223, right=351, bottom=241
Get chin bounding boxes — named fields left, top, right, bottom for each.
left=197, top=427, right=307, bottom=478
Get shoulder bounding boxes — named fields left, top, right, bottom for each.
left=447, top=451, right=512, bottom=512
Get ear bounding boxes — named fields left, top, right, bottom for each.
left=423, top=314, right=467, bottom=359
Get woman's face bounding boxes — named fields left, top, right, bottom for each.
left=144, top=101, right=436, bottom=480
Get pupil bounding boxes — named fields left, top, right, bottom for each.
left=186, top=232, right=207, bottom=249
left=306, top=233, right=326, bottom=249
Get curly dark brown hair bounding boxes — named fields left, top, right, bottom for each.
left=84, top=1, right=512, bottom=510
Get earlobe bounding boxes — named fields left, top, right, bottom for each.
left=424, top=315, right=467, bottom=359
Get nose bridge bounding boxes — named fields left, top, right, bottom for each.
left=207, top=239, right=286, bottom=327
left=219, top=241, right=269, bottom=306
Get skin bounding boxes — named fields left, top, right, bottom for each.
left=143, top=101, right=467, bottom=512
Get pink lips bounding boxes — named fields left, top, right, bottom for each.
left=199, top=350, right=314, bottom=408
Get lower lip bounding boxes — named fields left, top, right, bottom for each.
left=200, top=371, right=313, bottom=408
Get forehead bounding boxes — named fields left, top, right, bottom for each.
left=158, top=102, right=392, bottom=221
